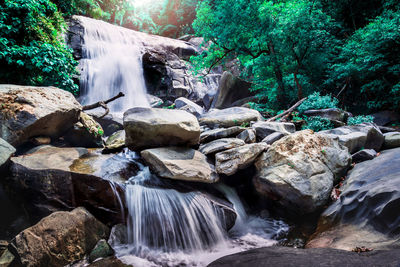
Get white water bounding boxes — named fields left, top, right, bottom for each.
left=78, top=16, right=149, bottom=112
left=107, top=150, right=288, bottom=267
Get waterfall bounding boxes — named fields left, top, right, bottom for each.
left=77, top=16, right=149, bottom=112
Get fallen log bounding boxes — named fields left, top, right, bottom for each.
left=82, top=92, right=125, bottom=118
left=267, top=97, right=307, bottom=122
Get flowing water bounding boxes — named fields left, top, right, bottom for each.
left=105, top=150, right=288, bottom=267
left=78, top=16, right=149, bottom=112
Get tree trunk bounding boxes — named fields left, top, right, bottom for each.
left=294, top=71, right=303, bottom=100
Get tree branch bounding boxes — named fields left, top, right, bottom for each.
left=82, top=92, right=125, bottom=118
left=267, top=97, right=307, bottom=122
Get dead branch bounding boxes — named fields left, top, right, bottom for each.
left=82, top=92, right=124, bottom=118
left=267, top=97, right=307, bottom=122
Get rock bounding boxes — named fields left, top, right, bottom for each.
left=0, top=85, right=81, bottom=147
left=108, top=224, right=128, bottom=247
left=175, top=97, right=204, bottom=117
left=10, top=146, right=138, bottom=224
left=351, top=149, right=377, bottom=163
left=0, top=249, right=14, bottom=266
left=383, top=132, right=400, bottom=149
left=254, top=130, right=351, bottom=214
left=65, top=112, right=104, bottom=148
left=316, top=148, right=400, bottom=237
left=0, top=138, right=15, bottom=170
left=303, top=108, right=352, bottom=122
left=211, top=72, right=253, bottom=109
left=85, top=111, right=124, bottom=137
left=372, top=110, right=400, bottom=126
left=261, top=132, right=285, bottom=145
left=104, top=130, right=125, bottom=153
left=124, top=107, right=200, bottom=151
left=147, top=94, right=163, bottom=107
left=141, top=147, right=219, bottom=183
left=320, top=123, right=384, bottom=153
left=10, top=207, right=109, bottom=267
left=89, top=239, right=114, bottom=262
left=236, top=128, right=256, bottom=143
left=29, top=136, right=51, bottom=146
left=207, top=246, right=400, bottom=267
left=200, top=126, right=245, bottom=143
left=379, top=126, right=399, bottom=133
left=215, top=143, right=268, bottom=176
left=199, top=138, right=245, bottom=155
left=199, top=107, right=262, bottom=129
left=252, top=121, right=296, bottom=140
left=88, top=257, right=132, bottom=267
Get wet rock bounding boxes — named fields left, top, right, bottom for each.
left=108, top=224, right=128, bottom=246
left=65, top=112, right=104, bottom=148
left=236, top=128, right=256, bottom=143
left=261, top=132, right=285, bottom=145
left=0, top=85, right=81, bottom=147
left=215, top=143, right=268, bottom=176
left=320, top=123, right=384, bottom=153
left=383, top=132, right=400, bottom=149
left=124, top=107, right=200, bottom=151
left=10, top=207, right=109, bottom=267
left=316, top=148, right=400, bottom=237
left=104, top=130, right=125, bottom=153
left=252, top=121, right=296, bottom=140
left=10, top=146, right=137, bottom=224
left=199, top=138, right=245, bottom=155
left=0, top=138, right=15, bottom=170
left=89, top=239, right=114, bottom=262
left=175, top=97, right=204, bottom=117
left=199, top=107, right=262, bottom=129
left=207, top=246, right=400, bottom=267
left=147, top=94, right=163, bottom=107
left=211, top=72, right=253, bottom=109
left=351, top=149, right=377, bottom=163
left=200, top=126, right=245, bottom=143
left=303, top=108, right=352, bottom=122
left=141, top=147, right=218, bottom=183
left=254, top=130, right=351, bottom=215
left=88, top=257, right=132, bottom=267
left=372, top=110, right=400, bottom=126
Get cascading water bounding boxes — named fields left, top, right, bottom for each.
left=78, top=16, right=149, bottom=112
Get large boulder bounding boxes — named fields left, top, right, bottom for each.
left=199, top=138, right=245, bottom=155
left=207, top=246, right=400, bottom=267
left=313, top=148, right=400, bottom=240
left=211, top=72, right=253, bottom=109
left=9, top=207, right=109, bottom=267
left=199, top=107, right=262, bottom=129
left=383, top=132, right=400, bottom=149
left=254, top=130, right=351, bottom=214
left=141, top=147, right=218, bottom=183
left=215, top=143, right=268, bottom=176
left=371, top=110, right=400, bottom=126
left=9, top=146, right=138, bottom=224
left=123, top=107, right=200, bottom=151
left=320, top=123, right=384, bottom=153
left=303, top=108, right=352, bottom=122
left=200, top=126, right=245, bottom=143
left=175, top=97, right=204, bottom=117
left=0, top=85, right=81, bottom=147
left=0, top=138, right=15, bottom=170
left=252, top=121, right=296, bottom=140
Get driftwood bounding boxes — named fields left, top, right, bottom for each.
left=267, top=97, right=307, bottom=122
left=82, top=92, right=125, bottom=118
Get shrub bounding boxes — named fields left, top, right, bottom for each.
left=302, top=116, right=334, bottom=132
left=347, top=115, right=374, bottom=125
left=298, top=92, right=339, bottom=113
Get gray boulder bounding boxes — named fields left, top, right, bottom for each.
left=261, top=132, right=285, bottom=145
left=236, top=128, right=256, bottom=143
left=254, top=130, right=351, bottom=214
left=123, top=107, right=200, bottom=151
left=215, top=143, right=268, bottom=176
left=10, top=207, right=109, bottom=267
left=252, top=121, right=295, bottom=140
left=141, top=147, right=219, bottom=183
left=175, top=97, right=204, bottom=117
left=383, top=132, right=400, bottom=149
left=372, top=110, right=400, bottom=126
left=320, top=123, right=384, bottom=153
left=0, top=85, right=81, bottom=147
left=199, top=138, right=245, bottom=155
left=199, top=107, right=262, bottom=129
left=200, top=126, right=245, bottom=143
left=351, top=149, right=377, bottom=163
left=303, top=108, right=352, bottom=122
left=85, top=111, right=124, bottom=136
left=147, top=94, right=163, bottom=107
left=0, top=138, right=15, bottom=170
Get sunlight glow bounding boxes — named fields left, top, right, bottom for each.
left=131, top=0, right=164, bottom=8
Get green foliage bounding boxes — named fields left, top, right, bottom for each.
left=302, top=116, right=334, bottom=132
left=347, top=115, right=374, bottom=125
left=297, top=92, right=339, bottom=113
left=0, top=0, right=78, bottom=94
